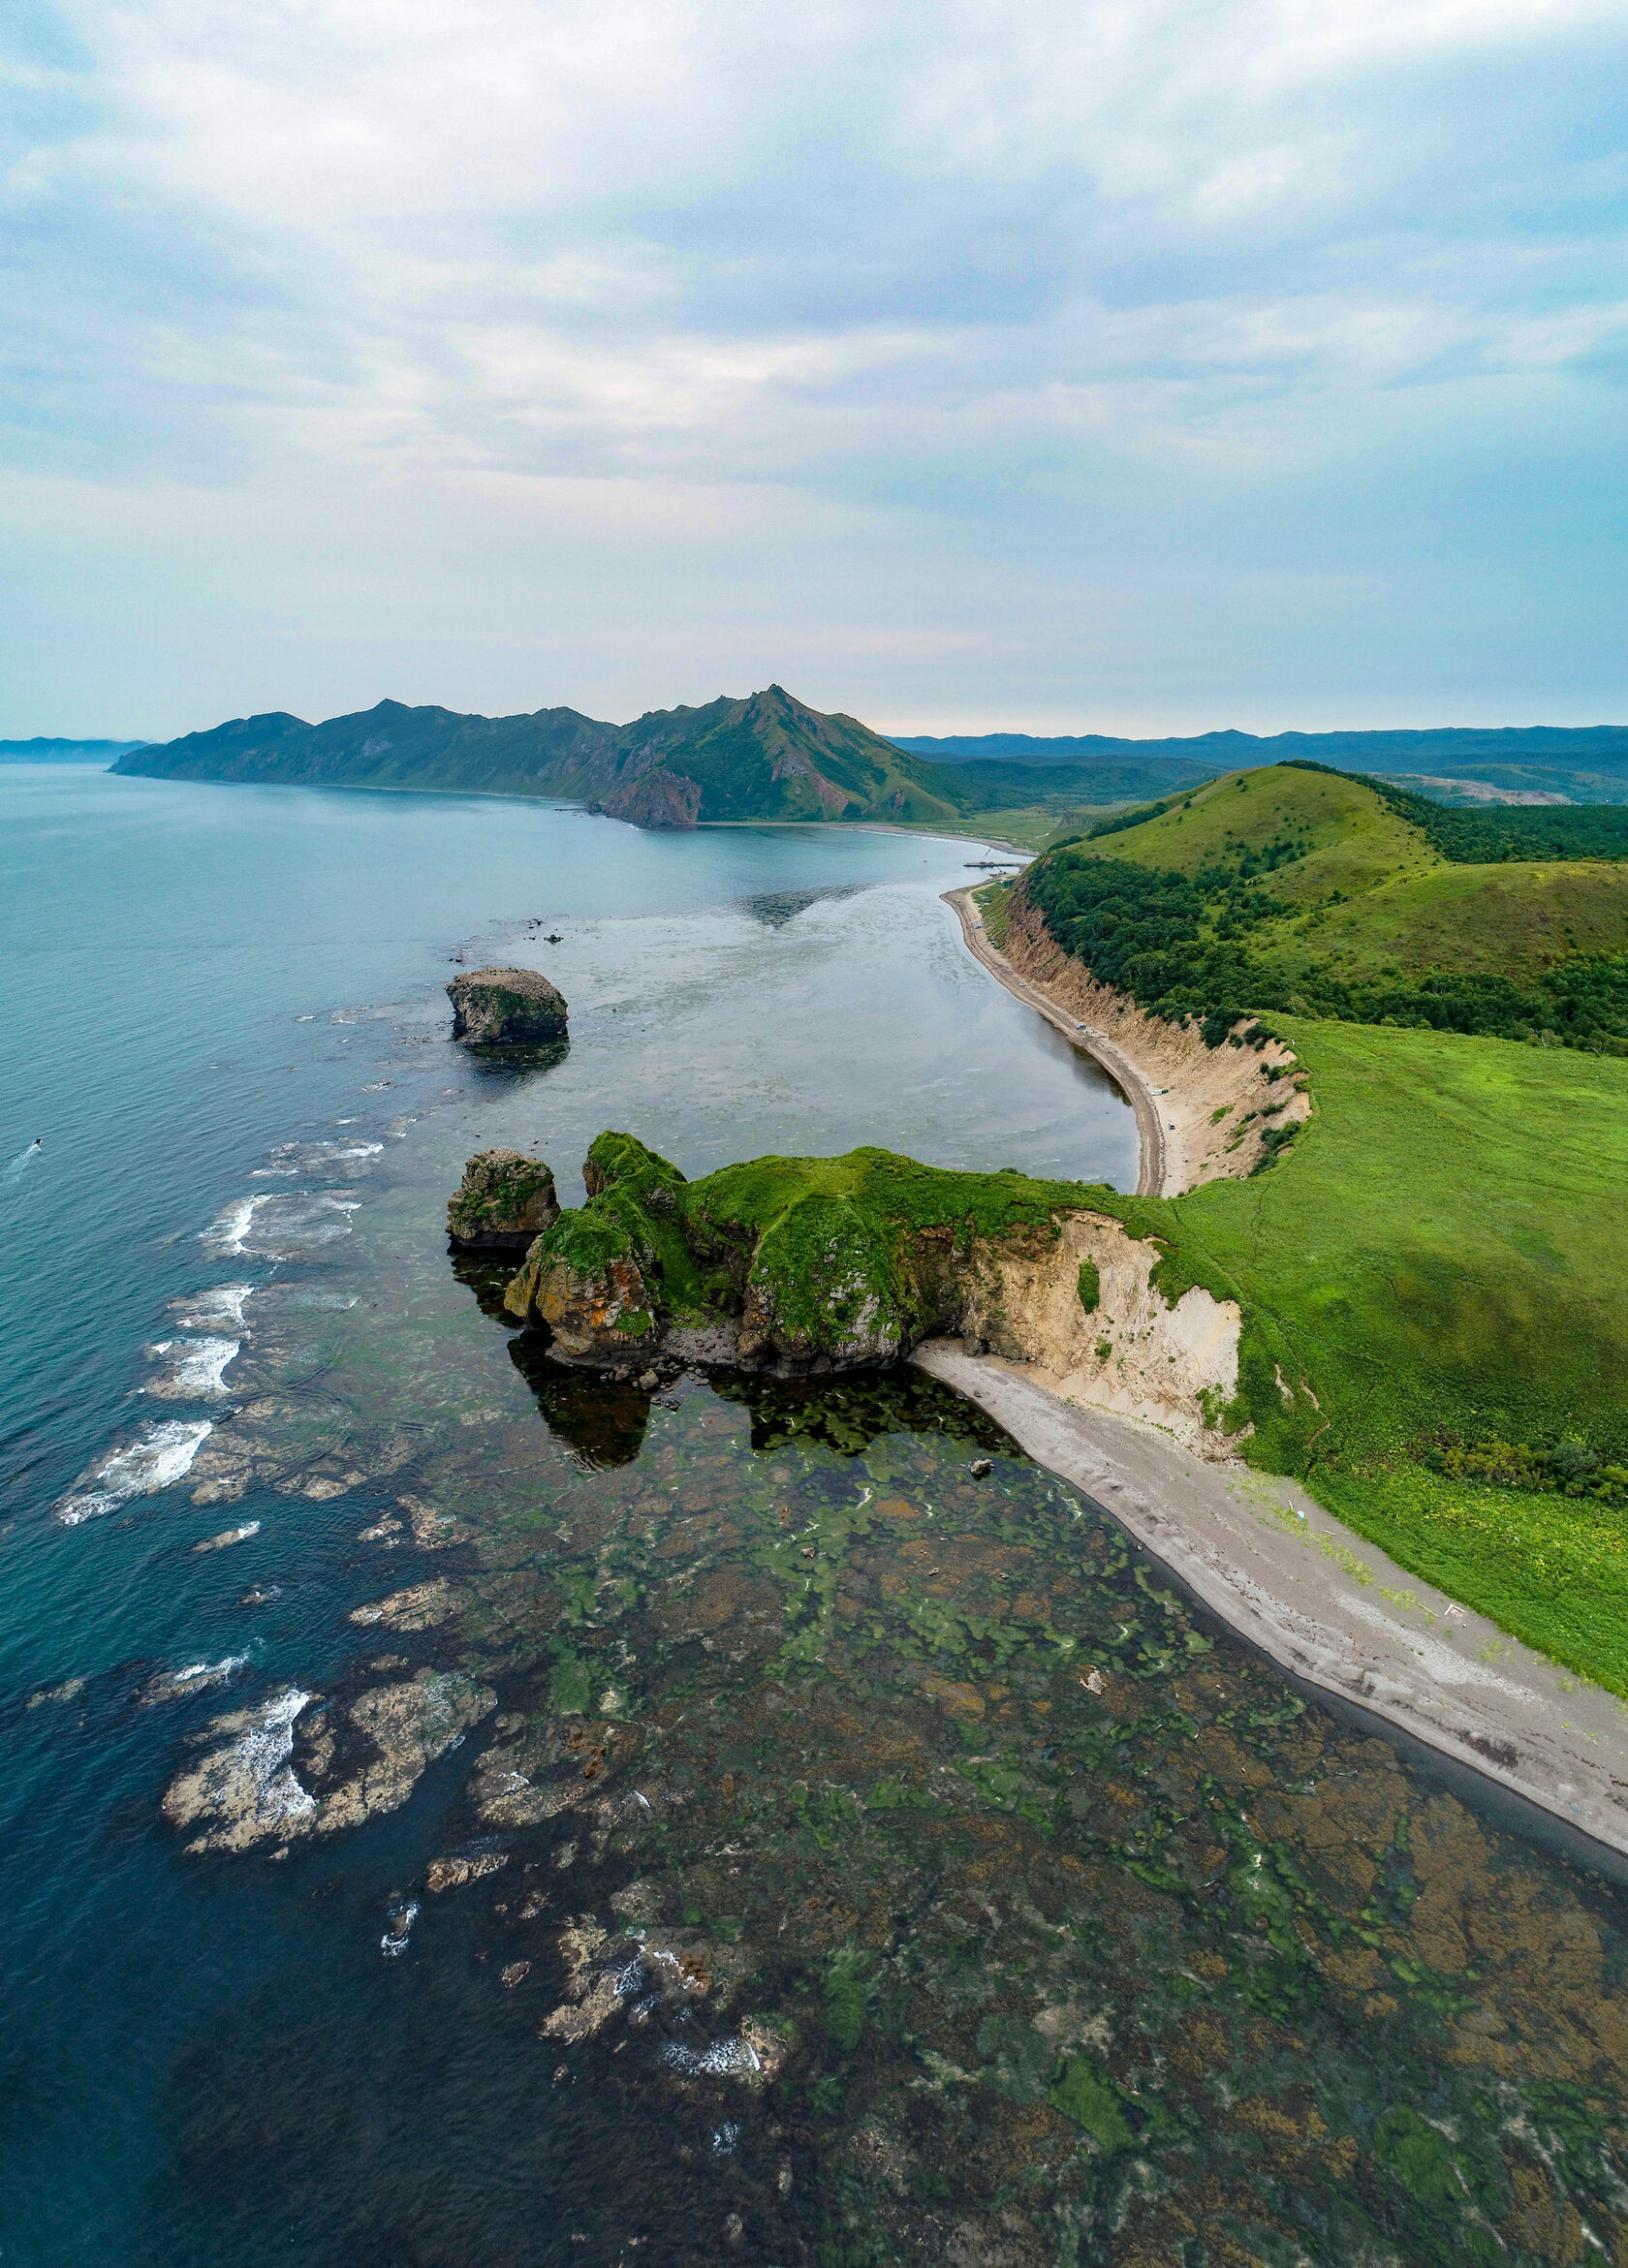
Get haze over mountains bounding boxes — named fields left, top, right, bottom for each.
left=111, top=691, right=1628, bottom=826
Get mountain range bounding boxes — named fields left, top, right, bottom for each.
left=111, top=692, right=1628, bottom=827
left=112, top=686, right=1212, bottom=830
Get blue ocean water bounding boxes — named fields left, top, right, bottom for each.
left=6, top=763, right=1627, bottom=2268
left=0, top=764, right=1133, bottom=2261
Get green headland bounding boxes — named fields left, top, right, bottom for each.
left=489, top=756, right=1628, bottom=1695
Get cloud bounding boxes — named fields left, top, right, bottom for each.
left=1, top=0, right=1624, bottom=730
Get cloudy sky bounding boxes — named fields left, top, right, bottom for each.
left=4, top=0, right=1625, bottom=737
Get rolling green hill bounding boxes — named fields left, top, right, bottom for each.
left=1020, top=762, right=1628, bottom=1048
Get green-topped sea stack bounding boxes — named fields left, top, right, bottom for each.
left=480, top=1132, right=1249, bottom=1424
left=447, top=1149, right=561, bottom=1251
left=447, top=965, right=569, bottom=1048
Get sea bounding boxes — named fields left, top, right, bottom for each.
left=3, top=760, right=1625, bottom=2268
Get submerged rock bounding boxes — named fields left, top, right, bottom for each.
left=448, top=1149, right=560, bottom=1250
left=446, top=966, right=568, bottom=1048
left=163, top=1669, right=494, bottom=1853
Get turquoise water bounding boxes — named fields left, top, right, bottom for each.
left=6, top=763, right=1628, bottom=2268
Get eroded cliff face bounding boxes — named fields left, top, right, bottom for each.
left=485, top=1135, right=1242, bottom=1454
left=999, top=894, right=1310, bottom=1189
left=960, top=1212, right=1239, bottom=1450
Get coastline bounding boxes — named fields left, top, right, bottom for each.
left=913, top=1341, right=1628, bottom=1867
left=945, top=886, right=1170, bottom=1195
left=938, top=893, right=1628, bottom=1867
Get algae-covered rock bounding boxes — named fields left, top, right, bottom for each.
left=503, top=1209, right=658, bottom=1358
left=737, top=1193, right=911, bottom=1366
left=447, top=966, right=568, bottom=1047
left=448, top=1149, right=559, bottom=1250
left=503, top=1134, right=701, bottom=1362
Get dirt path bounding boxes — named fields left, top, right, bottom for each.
left=946, top=887, right=1171, bottom=1195
left=913, top=1341, right=1628, bottom=1868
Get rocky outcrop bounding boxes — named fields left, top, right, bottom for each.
left=447, top=1149, right=560, bottom=1248
left=476, top=1133, right=1243, bottom=1449
left=447, top=966, right=568, bottom=1047
left=163, top=1670, right=495, bottom=1853
left=591, top=766, right=703, bottom=829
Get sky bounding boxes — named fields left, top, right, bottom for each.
left=3, top=0, right=1626, bottom=739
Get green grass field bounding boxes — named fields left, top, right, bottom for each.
left=1141, top=1018, right=1628, bottom=1692
left=1004, top=763, right=1628, bottom=1690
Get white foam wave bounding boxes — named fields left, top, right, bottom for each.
left=382, top=1898, right=421, bottom=1957
left=225, top=1688, right=317, bottom=1831
left=141, top=1649, right=256, bottom=1704
left=206, top=1192, right=360, bottom=1258
left=58, top=1419, right=213, bottom=1524
left=171, top=1285, right=254, bottom=1331
left=204, top=1196, right=267, bottom=1256
left=251, top=1139, right=383, bottom=1178
left=145, top=1336, right=240, bottom=1398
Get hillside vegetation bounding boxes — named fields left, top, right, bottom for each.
left=1002, top=764, right=1628, bottom=1688
left=1022, top=762, right=1628, bottom=1049
left=113, top=687, right=1134, bottom=844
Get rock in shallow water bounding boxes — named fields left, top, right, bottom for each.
left=446, top=967, right=568, bottom=1048
left=162, top=1670, right=494, bottom=1853
left=447, top=1149, right=560, bottom=1250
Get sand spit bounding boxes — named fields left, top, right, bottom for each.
left=947, top=888, right=1309, bottom=1195
left=913, top=1343, right=1628, bottom=1864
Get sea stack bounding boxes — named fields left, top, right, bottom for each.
left=447, top=966, right=569, bottom=1048
left=448, top=1151, right=561, bottom=1251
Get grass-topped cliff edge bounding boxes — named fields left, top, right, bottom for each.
left=967, top=763, right=1628, bottom=1692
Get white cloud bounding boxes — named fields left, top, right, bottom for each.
left=2, top=0, right=1625, bottom=729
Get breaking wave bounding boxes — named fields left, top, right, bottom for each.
left=145, top=1336, right=240, bottom=1398
left=57, top=1420, right=213, bottom=1525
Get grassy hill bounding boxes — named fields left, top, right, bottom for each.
left=1001, top=764, right=1628, bottom=1688
left=111, top=687, right=1121, bottom=844
left=1021, top=761, right=1628, bottom=1048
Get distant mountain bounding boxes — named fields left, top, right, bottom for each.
left=893, top=725, right=1628, bottom=805
left=2, top=737, right=149, bottom=761
left=112, top=687, right=1127, bottom=831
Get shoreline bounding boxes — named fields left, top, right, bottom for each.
left=912, top=1341, right=1628, bottom=1868
left=945, top=886, right=1170, bottom=1196
left=936, top=895, right=1628, bottom=1868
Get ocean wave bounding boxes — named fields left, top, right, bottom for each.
left=170, top=1285, right=255, bottom=1331
left=58, top=1419, right=213, bottom=1524
left=202, top=1687, right=317, bottom=1835
left=203, top=1196, right=267, bottom=1257
left=140, top=1649, right=256, bottom=1706
left=250, top=1139, right=384, bottom=1179
left=204, top=1193, right=360, bottom=1259
left=661, top=2034, right=764, bottom=2079
left=145, top=1336, right=240, bottom=1398
left=382, top=1897, right=421, bottom=1957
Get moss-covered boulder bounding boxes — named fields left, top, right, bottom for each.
left=447, top=1150, right=560, bottom=1250
left=502, top=1134, right=698, bottom=1359
left=447, top=966, right=568, bottom=1047
left=737, top=1194, right=912, bottom=1365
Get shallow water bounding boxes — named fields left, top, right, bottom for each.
left=4, top=764, right=1627, bottom=2265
